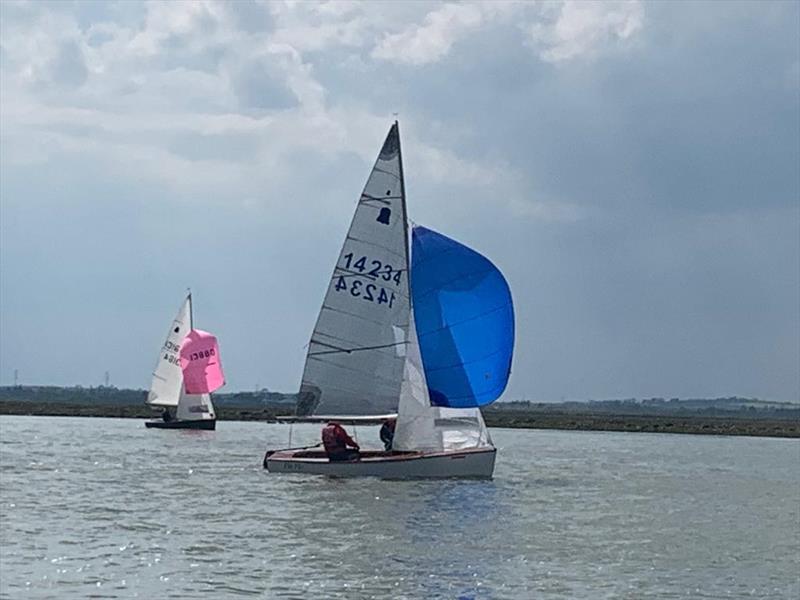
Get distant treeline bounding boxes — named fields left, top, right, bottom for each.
left=486, top=397, right=800, bottom=420
left=0, top=386, right=297, bottom=408
left=0, top=386, right=797, bottom=420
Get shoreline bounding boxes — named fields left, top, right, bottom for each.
left=1, top=402, right=797, bottom=438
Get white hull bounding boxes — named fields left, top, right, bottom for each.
left=265, top=447, right=496, bottom=479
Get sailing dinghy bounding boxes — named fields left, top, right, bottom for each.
left=264, top=122, right=514, bottom=478
left=145, top=294, right=224, bottom=430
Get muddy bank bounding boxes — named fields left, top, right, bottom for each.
left=481, top=411, right=799, bottom=438
left=1, top=401, right=796, bottom=438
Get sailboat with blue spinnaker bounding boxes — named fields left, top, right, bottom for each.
left=264, top=123, right=514, bottom=478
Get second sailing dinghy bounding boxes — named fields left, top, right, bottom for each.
left=264, top=123, right=514, bottom=478
left=145, top=294, right=224, bottom=430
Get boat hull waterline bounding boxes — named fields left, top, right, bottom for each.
left=144, top=419, right=216, bottom=430
left=264, top=447, right=496, bottom=479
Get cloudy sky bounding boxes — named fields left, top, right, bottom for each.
left=1, top=0, right=798, bottom=401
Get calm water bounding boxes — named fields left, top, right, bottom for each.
left=0, top=416, right=797, bottom=599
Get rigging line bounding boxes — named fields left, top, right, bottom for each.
left=310, top=344, right=406, bottom=368
left=308, top=340, right=407, bottom=357
left=310, top=329, right=384, bottom=348
left=309, top=329, right=367, bottom=346
left=308, top=339, right=350, bottom=352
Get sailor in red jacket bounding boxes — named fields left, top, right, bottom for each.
left=322, top=421, right=361, bottom=462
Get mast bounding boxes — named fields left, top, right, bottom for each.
left=395, top=120, right=412, bottom=305
left=187, top=289, right=193, bottom=330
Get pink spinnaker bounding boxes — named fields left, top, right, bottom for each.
left=180, top=329, right=225, bottom=394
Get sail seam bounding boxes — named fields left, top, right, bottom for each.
left=417, top=302, right=513, bottom=338
left=423, top=345, right=511, bottom=372
left=430, top=383, right=507, bottom=402
left=412, top=267, right=496, bottom=300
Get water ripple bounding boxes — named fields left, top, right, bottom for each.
left=1, top=416, right=798, bottom=599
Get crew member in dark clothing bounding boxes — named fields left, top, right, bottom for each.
left=162, top=408, right=173, bottom=422
left=322, top=422, right=360, bottom=461
left=379, top=417, right=396, bottom=451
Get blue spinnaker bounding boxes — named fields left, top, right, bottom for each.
left=411, top=226, right=514, bottom=408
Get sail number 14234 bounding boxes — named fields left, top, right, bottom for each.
left=333, top=252, right=401, bottom=308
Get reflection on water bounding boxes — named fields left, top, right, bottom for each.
left=0, top=416, right=798, bottom=599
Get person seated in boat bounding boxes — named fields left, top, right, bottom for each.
left=321, top=421, right=360, bottom=462
left=379, top=417, right=396, bottom=451
left=162, top=408, right=173, bottom=422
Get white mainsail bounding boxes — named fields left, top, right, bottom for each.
left=147, top=295, right=191, bottom=407
left=299, top=123, right=411, bottom=416
left=147, top=294, right=215, bottom=421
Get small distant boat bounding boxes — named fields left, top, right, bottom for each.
left=145, top=293, right=224, bottom=430
left=264, top=122, right=514, bottom=478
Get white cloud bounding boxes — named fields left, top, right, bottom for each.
left=127, top=1, right=227, bottom=57
left=370, top=1, right=644, bottom=66
left=527, top=1, right=644, bottom=63
left=1, top=0, right=642, bottom=216
left=409, top=141, right=505, bottom=186
left=371, top=1, right=515, bottom=66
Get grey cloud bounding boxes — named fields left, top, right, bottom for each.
left=232, top=59, right=298, bottom=112
left=45, top=40, right=88, bottom=88
left=166, top=131, right=261, bottom=163
left=227, top=0, right=273, bottom=34
left=1, top=1, right=797, bottom=401
left=338, top=3, right=797, bottom=219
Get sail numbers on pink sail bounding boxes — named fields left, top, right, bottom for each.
left=179, top=329, right=225, bottom=394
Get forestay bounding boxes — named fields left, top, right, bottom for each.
left=147, top=295, right=191, bottom=407
left=411, top=226, right=514, bottom=408
left=298, top=123, right=411, bottom=416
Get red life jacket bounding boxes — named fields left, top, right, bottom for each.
left=322, top=423, right=347, bottom=454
